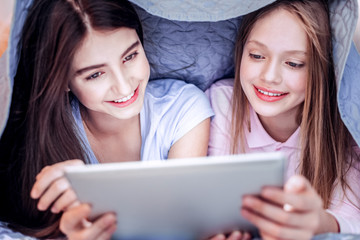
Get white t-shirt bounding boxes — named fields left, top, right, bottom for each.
left=72, top=79, right=214, bottom=163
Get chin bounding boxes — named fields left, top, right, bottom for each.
left=253, top=106, right=281, bottom=118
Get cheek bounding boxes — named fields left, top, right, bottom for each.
left=136, top=56, right=150, bottom=80
left=239, top=59, right=255, bottom=87
left=285, top=72, right=307, bottom=95
left=71, top=82, right=106, bottom=105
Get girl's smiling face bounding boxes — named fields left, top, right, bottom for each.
left=70, top=27, right=150, bottom=120
left=240, top=8, right=308, bottom=125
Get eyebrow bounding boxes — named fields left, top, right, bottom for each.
left=121, top=40, right=140, bottom=59
left=74, top=40, right=141, bottom=76
left=246, top=40, right=307, bottom=55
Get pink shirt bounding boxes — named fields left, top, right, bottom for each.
left=207, top=78, right=360, bottom=233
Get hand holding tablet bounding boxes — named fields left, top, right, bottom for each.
left=65, top=152, right=285, bottom=239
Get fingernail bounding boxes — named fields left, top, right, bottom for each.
left=108, top=224, right=117, bottom=234
left=242, top=196, right=253, bottom=206
left=283, top=203, right=294, bottom=212
left=232, top=231, right=241, bottom=239
left=37, top=203, right=45, bottom=211
left=105, top=214, right=116, bottom=225
left=51, top=206, right=59, bottom=213
left=30, top=189, right=38, bottom=199
left=288, top=175, right=303, bottom=187
left=262, top=188, right=273, bottom=197
left=213, top=234, right=225, bottom=240
left=241, top=208, right=250, bottom=218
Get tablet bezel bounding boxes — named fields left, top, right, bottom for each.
left=65, top=152, right=285, bottom=239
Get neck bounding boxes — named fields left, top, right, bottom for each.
left=258, top=114, right=299, bottom=143
left=81, top=107, right=142, bottom=163
left=81, top=107, right=140, bottom=137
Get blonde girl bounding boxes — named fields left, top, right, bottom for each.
left=208, top=0, right=360, bottom=239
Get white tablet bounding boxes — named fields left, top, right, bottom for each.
left=65, top=152, right=285, bottom=240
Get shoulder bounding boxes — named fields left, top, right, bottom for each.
left=208, top=78, right=234, bottom=89
left=140, top=80, right=213, bottom=160
left=206, top=78, right=234, bottom=115
left=142, top=79, right=213, bottom=134
left=206, top=78, right=234, bottom=102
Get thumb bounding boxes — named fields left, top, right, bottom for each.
left=284, top=175, right=310, bottom=193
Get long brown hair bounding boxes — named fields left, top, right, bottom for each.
left=0, top=0, right=143, bottom=238
left=231, top=0, right=357, bottom=208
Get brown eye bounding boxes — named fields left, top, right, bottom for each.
left=123, top=52, right=138, bottom=63
left=286, top=61, right=304, bottom=68
left=86, top=72, right=103, bottom=80
left=249, top=53, right=264, bottom=60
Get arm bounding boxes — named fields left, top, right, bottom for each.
left=168, top=118, right=210, bottom=158
left=156, top=80, right=214, bottom=159
left=206, top=79, right=234, bottom=156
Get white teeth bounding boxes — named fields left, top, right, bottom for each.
left=257, top=88, right=284, bottom=97
left=114, top=91, right=134, bottom=103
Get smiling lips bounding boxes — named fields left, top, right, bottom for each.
left=254, top=85, right=288, bottom=102
left=107, top=85, right=140, bottom=108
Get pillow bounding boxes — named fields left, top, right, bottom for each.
left=134, top=4, right=241, bottom=91
left=338, top=43, right=360, bottom=147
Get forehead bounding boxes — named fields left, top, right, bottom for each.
left=246, top=8, right=308, bottom=53
left=72, top=28, right=139, bottom=68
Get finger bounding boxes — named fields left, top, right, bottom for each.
left=67, top=200, right=81, bottom=210
left=31, top=160, right=83, bottom=198
left=284, top=175, right=309, bottom=193
left=284, top=176, right=323, bottom=211
left=242, top=232, right=252, bottom=240
left=36, top=177, right=71, bottom=211
left=51, top=188, right=78, bottom=213
left=261, top=186, right=322, bottom=212
left=242, top=195, right=319, bottom=229
left=227, top=231, right=241, bottom=240
left=241, top=208, right=313, bottom=240
left=210, top=234, right=226, bottom=240
left=76, top=213, right=117, bottom=240
left=60, top=203, right=92, bottom=234
left=35, top=159, right=84, bottom=183
left=259, top=230, right=283, bottom=240
left=94, top=220, right=117, bottom=240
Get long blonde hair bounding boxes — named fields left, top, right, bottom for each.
left=231, top=0, right=357, bottom=208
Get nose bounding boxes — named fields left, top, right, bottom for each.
left=261, top=59, right=281, bottom=84
left=111, top=69, right=133, bottom=96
